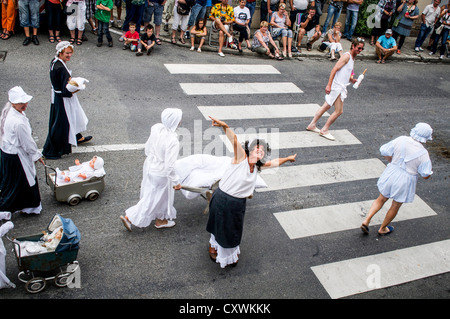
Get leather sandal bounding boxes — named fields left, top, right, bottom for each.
left=209, top=245, right=217, bottom=261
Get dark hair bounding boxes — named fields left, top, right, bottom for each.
left=244, top=139, right=271, bottom=172
left=129, top=21, right=136, bottom=27
left=351, top=37, right=365, bottom=48
left=145, top=24, right=154, bottom=31
left=195, top=18, right=206, bottom=31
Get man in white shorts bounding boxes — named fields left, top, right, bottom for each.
left=306, top=38, right=365, bottom=141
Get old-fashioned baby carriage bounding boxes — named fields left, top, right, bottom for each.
left=45, top=164, right=105, bottom=206
left=7, top=214, right=81, bottom=293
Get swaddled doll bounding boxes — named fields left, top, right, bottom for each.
left=56, top=155, right=106, bottom=184
left=0, top=212, right=15, bottom=289
left=66, top=77, right=89, bottom=93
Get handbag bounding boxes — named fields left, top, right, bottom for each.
left=392, top=16, right=401, bottom=27
left=435, top=24, right=444, bottom=35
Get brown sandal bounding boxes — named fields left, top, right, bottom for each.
left=209, top=245, right=217, bottom=261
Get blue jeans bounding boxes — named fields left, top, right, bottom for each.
left=187, top=3, right=207, bottom=27
left=123, top=4, right=144, bottom=31
left=97, top=20, right=112, bottom=43
left=414, top=23, right=433, bottom=48
left=315, top=0, right=324, bottom=16
left=343, top=9, right=358, bottom=39
left=431, top=27, right=449, bottom=55
left=18, top=0, right=40, bottom=28
left=322, top=4, right=342, bottom=34
left=245, top=1, right=256, bottom=27
left=142, top=3, right=164, bottom=25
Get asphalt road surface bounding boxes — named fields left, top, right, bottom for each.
left=0, top=33, right=449, bottom=309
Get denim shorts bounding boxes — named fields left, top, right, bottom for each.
left=143, top=3, right=164, bottom=25
left=18, top=0, right=40, bottom=29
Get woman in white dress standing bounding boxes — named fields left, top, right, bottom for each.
left=361, top=123, right=433, bottom=235
left=120, top=108, right=182, bottom=231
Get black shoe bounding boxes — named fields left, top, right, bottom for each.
left=136, top=51, right=143, bottom=56
left=77, top=136, right=92, bottom=144
left=31, top=35, right=39, bottom=45
left=147, top=48, right=152, bottom=55
left=97, top=42, right=102, bottom=47
left=108, top=41, right=113, bottom=47
left=23, top=37, right=31, bottom=46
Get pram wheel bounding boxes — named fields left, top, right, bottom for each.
left=86, top=190, right=99, bottom=201
left=54, top=271, right=71, bottom=287
left=68, top=194, right=81, bottom=206
left=25, top=277, right=46, bottom=293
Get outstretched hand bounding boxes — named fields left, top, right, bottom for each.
left=287, top=154, right=297, bottom=162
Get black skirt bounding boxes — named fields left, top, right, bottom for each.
left=0, top=150, right=41, bottom=213
left=206, top=187, right=247, bottom=248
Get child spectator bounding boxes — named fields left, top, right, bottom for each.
left=189, top=18, right=207, bottom=52
left=95, top=0, right=114, bottom=47
left=123, top=22, right=140, bottom=51
left=136, top=24, right=157, bottom=56
left=67, top=0, right=87, bottom=45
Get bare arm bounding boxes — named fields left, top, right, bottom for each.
left=209, top=116, right=246, bottom=164
left=263, top=154, right=297, bottom=169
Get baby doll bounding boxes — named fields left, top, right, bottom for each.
left=56, top=155, right=105, bottom=184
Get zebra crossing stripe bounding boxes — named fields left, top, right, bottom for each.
left=219, top=130, right=361, bottom=152
left=311, top=239, right=450, bottom=299
left=165, top=64, right=281, bottom=74
left=180, top=82, right=303, bottom=95
left=258, top=158, right=386, bottom=192
left=197, top=104, right=328, bottom=120
left=273, top=196, right=437, bottom=239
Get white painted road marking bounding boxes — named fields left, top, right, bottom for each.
left=179, top=82, right=303, bottom=95
left=274, top=197, right=437, bottom=239
left=197, top=104, right=328, bottom=120
left=311, top=239, right=450, bottom=299
left=258, top=158, right=386, bottom=191
left=165, top=64, right=281, bottom=74
left=219, top=130, right=361, bottom=152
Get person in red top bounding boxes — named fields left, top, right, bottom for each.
left=122, top=22, right=140, bottom=51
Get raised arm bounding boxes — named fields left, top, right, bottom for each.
left=209, top=116, right=246, bottom=163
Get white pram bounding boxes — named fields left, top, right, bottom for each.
left=175, top=154, right=267, bottom=213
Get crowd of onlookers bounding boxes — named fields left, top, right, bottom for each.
left=1, top=0, right=449, bottom=60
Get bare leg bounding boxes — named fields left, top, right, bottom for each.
left=320, top=95, right=343, bottom=134
left=362, top=194, right=389, bottom=228
left=378, top=200, right=402, bottom=234
left=307, top=101, right=331, bottom=130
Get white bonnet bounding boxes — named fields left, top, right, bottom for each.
left=56, top=41, right=73, bottom=55
left=410, top=123, right=433, bottom=143
left=93, top=156, right=104, bottom=170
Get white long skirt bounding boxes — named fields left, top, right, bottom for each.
left=125, top=173, right=176, bottom=228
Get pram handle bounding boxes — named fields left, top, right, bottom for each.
left=6, top=235, right=22, bottom=267
left=44, top=164, right=58, bottom=186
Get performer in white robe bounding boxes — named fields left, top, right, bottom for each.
left=120, top=108, right=182, bottom=231
left=0, top=211, right=15, bottom=289
left=306, top=38, right=365, bottom=141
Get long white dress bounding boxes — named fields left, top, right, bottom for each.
left=125, top=109, right=182, bottom=228
left=0, top=212, right=15, bottom=289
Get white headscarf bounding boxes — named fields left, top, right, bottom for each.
left=161, top=108, right=182, bottom=132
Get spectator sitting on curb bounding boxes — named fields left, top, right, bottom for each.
left=376, top=28, right=397, bottom=63
left=210, top=0, right=236, bottom=57
left=296, top=6, right=321, bottom=52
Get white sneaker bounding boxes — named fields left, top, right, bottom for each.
left=419, top=47, right=424, bottom=51
left=429, top=51, right=435, bottom=55
left=218, top=52, right=225, bottom=57
left=190, top=46, right=195, bottom=51
left=414, top=47, right=420, bottom=52
left=440, top=55, right=444, bottom=59
left=197, top=48, right=201, bottom=52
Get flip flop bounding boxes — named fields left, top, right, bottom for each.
left=360, top=224, right=369, bottom=234
left=319, top=132, right=335, bottom=141
left=120, top=215, right=132, bottom=232
left=306, top=127, right=320, bottom=133
left=378, top=226, right=394, bottom=236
